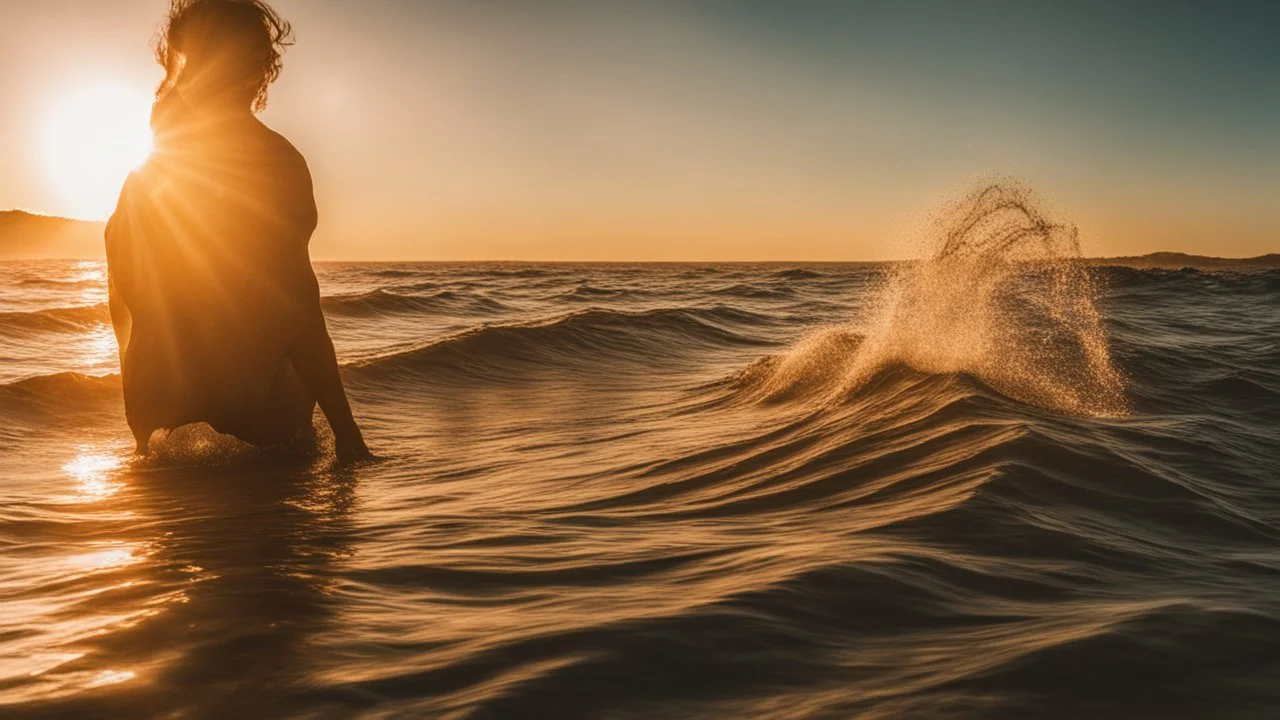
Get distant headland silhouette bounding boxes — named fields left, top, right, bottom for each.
left=0, top=210, right=105, bottom=260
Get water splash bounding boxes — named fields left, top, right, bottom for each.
left=754, top=184, right=1128, bottom=416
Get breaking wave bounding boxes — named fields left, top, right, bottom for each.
left=737, top=185, right=1127, bottom=416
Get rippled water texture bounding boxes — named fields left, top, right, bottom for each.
left=2, top=238, right=1278, bottom=714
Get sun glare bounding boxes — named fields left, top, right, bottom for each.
left=40, top=82, right=154, bottom=221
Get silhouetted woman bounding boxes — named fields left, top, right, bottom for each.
left=106, top=0, right=370, bottom=461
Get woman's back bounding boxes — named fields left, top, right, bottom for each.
left=107, top=98, right=321, bottom=442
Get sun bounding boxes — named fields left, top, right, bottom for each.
left=40, top=82, right=155, bottom=221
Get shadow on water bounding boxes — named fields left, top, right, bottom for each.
left=17, top=446, right=359, bottom=719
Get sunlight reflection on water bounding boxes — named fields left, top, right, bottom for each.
left=1, top=439, right=148, bottom=703
left=70, top=261, right=105, bottom=284
left=68, top=544, right=141, bottom=573
left=86, top=668, right=136, bottom=688
left=77, top=325, right=119, bottom=376
left=72, top=261, right=108, bottom=306
left=62, top=450, right=125, bottom=503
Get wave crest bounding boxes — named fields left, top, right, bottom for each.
left=740, top=184, right=1128, bottom=416
left=349, top=305, right=774, bottom=383
left=0, top=304, right=111, bottom=332
left=0, top=372, right=120, bottom=414
left=321, top=289, right=507, bottom=317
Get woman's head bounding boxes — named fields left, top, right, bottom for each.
left=154, top=0, right=293, bottom=113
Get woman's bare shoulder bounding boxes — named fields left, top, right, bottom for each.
left=248, top=120, right=318, bottom=229
left=249, top=119, right=312, bottom=181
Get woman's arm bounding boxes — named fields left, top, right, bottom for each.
left=288, top=311, right=370, bottom=462
left=266, top=133, right=370, bottom=461
left=281, top=145, right=370, bottom=461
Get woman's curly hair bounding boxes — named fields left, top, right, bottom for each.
left=154, top=0, right=294, bottom=113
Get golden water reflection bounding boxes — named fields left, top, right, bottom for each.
left=5, top=443, right=359, bottom=711
left=76, top=324, right=120, bottom=377
left=1, top=446, right=146, bottom=701
left=70, top=261, right=106, bottom=285
left=71, top=260, right=109, bottom=306
left=61, top=450, right=125, bottom=503
left=62, top=260, right=116, bottom=377
left=68, top=544, right=141, bottom=572
left=86, top=669, right=137, bottom=688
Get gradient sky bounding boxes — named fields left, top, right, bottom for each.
left=2, top=0, right=1277, bottom=260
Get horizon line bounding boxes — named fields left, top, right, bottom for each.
left=3, top=209, right=1275, bottom=263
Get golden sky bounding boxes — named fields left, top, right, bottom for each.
left=2, top=0, right=1277, bottom=260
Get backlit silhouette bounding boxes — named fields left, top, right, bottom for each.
left=105, top=0, right=369, bottom=461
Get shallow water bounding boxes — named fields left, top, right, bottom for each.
left=1, top=256, right=1278, bottom=718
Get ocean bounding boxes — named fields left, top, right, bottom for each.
left=2, top=218, right=1279, bottom=716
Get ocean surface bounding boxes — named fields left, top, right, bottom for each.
left=2, top=223, right=1279, bottom=715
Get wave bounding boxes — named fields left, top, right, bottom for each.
left=732, top=184, right=1128, bottom=417
left=710, top=283, right=797, bottom=300
left=359, top=265, right=552, bottom=279
left=0, top=303, right=111, bottom=332
left=321, top=288, right=508, bottom=317
left=565, top=283, right=618, bottom=297
left=773, top=268, right=825, bottom=280
left=16, top=277, right=103, bottom=288
left=1099, top=266, right=1280, bottom=296
left=367, top=267, right=427, bottom=279
left=0, top=371, right=120, bottom=415
left=555, top=283, right=631, bottom=302
left=347, top=305, right=776, bottom=383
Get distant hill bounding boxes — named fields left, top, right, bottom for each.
left=0, top=210, right=105, bottom=260
left=1087, top=252, right=1280, bottom=270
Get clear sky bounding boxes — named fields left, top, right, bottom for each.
left=1, top=0, right=1277, bottom=260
